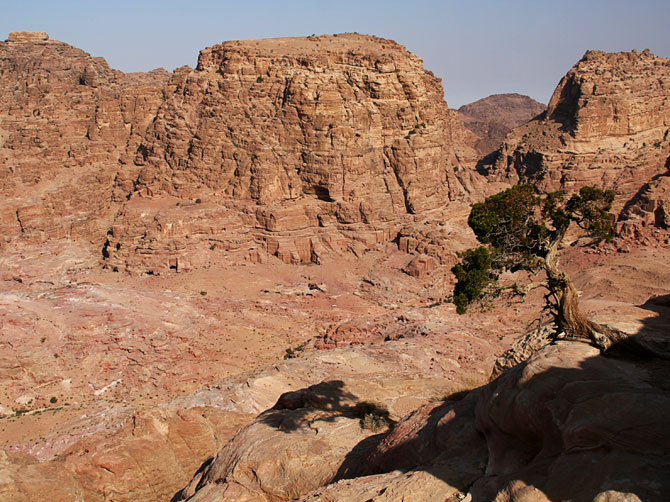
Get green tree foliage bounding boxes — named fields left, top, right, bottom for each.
left=452, top=246, right=495, bottom=314
left=452, top=184, right=616, bottom=344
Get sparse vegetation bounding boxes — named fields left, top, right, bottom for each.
left=353, top=401, right=393, bottom=432
left=283, top=342, right=306, bottom=359
left=453, top=184, right=627, bottom=351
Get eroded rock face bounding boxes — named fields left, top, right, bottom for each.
left=617, top=172, right=670, bottom=246
left=104, top=33, right=480, bottom=271
left=489, top=50, right=670, bottom=239
left=0, top=34, right=169, bottom=249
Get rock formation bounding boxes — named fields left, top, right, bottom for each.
left=488, top=50, right=670, bottom=242
left=0, top=32, right=169, bottom=250
left=0, top=32, right=484, bottom=273
left=457, top=93, right=546, bottom=157
left=0, top=321, right=500, bottom=502
left=2, top=32, right=670, bottom=502
left=617, top=170, right=670, bottom=246
left=103, top=33, right=482, bottom=272
left=180, top=339, right=670, bottom=502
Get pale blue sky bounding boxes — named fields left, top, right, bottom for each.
left=2, top=0, right=669, bottom=107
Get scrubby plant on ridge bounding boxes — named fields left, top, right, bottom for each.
left=452, top=184, right=632, bottom=352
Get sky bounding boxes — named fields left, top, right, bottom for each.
left=2, top=0, right=669, bottom=108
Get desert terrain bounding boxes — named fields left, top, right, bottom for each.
left=0, top=31, right=668, bottom=501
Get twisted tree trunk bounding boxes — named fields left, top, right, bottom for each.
left=543, top=228, right=626, bottom=350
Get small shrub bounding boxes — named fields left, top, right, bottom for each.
left=195, top=198, right=202, bottom=204
left=50, top=397, right=57, bottom=404
left=283, top=342, right=306, bottom=359
left=200, top=291, right=207, bottom=296
left=256, top=76, right=264, bottom=83
left=353, top=402, right=393, bottom=432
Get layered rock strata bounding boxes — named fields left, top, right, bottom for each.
left=490, top=50, right=670, bottom=239
left=104, top=33, right=480, bottom=271
left=0, top=32, right=169, bottom=249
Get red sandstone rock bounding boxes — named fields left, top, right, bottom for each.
left=103, top=33, right=482, bottom=272
left=0, top=34, right=169, bottom=251
left=488, top=50, right=670, bottom=242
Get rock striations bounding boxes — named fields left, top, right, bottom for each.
left=489, top=50, right=670, bottom=243
left=104, top=33, right=479, bottom=272
left=0, top=32, right=169, bottom=250
left=0, top=32, right=482, bottom=273
left=178, top=341, right=670, bottom=502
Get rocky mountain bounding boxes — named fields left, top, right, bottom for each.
left=0, top=31, right=484, bottom=274
left=457, top=93, right=546, bottom=156
left=104, top=33, right=482, bottom=273
left=489, top=49, right=670, bottom=244
left=0, top=31, right=168, bottom=250
left=1, top=31, right=669, bottom=502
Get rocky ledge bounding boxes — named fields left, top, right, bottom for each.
left=178, top=338, right=670, bottom=502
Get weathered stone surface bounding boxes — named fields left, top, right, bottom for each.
left=617, top=172, right=670, bottom=246
left=7, top=32, right=49, bottom=42
left=489, top=50, right=670, bottom=239
left=175, top=336, right=493, bottom=502
left=183, top=339, right=670, bottom=502
left=103, top=33, right=481, bottom=271
left=470, top=341, right=670, bottom=501
left=0, top=34, right=169, bottom=250
left=2, top=33, right=670, bottom=502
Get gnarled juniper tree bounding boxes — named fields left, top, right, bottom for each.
left=452, top=184, right=627, bottom=351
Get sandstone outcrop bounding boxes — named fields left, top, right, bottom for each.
left=488, top=50, right=670, bottom=241
left=0, top=322, right=499, bottom=502
left=0, top=32, right=483, bottom=273
left=103, top=33, right=482, bottom=272
left=617, top=171, right=670, bottom=246
left=457, top=93, right=546, bottom=157
left=0, top=33, right=168, bottom=250
left=181, top=338, right=670, bottom=502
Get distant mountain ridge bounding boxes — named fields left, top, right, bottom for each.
left=457, top=93, right=546, bottom=155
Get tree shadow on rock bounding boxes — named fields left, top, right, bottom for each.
left=259, top=380, right=395, bottom=433
left=328, top=333, right=670, bottom=501
left=333, top=389, right=487, bottom=495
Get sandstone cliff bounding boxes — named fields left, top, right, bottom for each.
left=488, top=50, right=670, bottom=243
left=104, top=33, right=482, bottom=272
left=0, top=32, right=168, bottom=249
left=0, top=32, right=484, bottom=273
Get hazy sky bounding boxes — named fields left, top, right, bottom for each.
left=2, top=0, right=669, bottom=107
